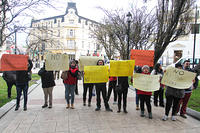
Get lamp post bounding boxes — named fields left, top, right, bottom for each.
left=193, top=5, right=198, bottom=68
left=126, top=12, right=132, bottom=60
left=14, top=25, right=17, bottom=54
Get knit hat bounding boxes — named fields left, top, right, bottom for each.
left=142, top=65, right=150, bottom=71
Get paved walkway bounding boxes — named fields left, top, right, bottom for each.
left=0, top=79, right=200, bottom=133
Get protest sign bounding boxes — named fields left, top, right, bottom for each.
left=84, top=66, right=109, bottom=83
left=0, top=54, right=28, bottom=71
left=79, top=56, right=102, bottom=71
left=45, top=53, right=69, bottom=71
left=133, top=73, right=160, bottom=92
left=130, top=49, right=154, bottom=67
left=161, top=67, right=196, bottom=89
left=109, top=60, right=135, bottom=76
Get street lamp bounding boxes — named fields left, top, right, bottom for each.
left=126, top=12, right=132, bottom=60
left=14, top=25, right=17, bottom=54
left=193, top=5, right=198, bottom=68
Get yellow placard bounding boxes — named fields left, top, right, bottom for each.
left=46, top=53, right=69, bottom=71
left=84, top=66, right=109, bottom=83
left=161, top=67, right=196, bottom=89
left=133, top=73, right=160, bottom=92
left=109, top=60, right=135, bottom=76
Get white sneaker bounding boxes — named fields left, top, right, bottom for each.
left=171, top=116, right=176, bottom=121
left=162, top=115, right=168, bottom=121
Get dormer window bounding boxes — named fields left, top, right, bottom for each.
left=69, top=19, right=74, bottom=24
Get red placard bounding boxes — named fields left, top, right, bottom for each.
left=0, top=54, right=28, bottom=71
left=130, top=49, right=154, bottom=67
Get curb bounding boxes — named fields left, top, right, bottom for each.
left=129, top=85, right=200, bottom=121
left=0, top=80, right=41, bottom=119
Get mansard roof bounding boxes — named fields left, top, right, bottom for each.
left=31, top=2, right=99, bottom=27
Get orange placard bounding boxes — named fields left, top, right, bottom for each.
left=130, top=49, right=154, bottom=67
left=0, top=54, right=28, bottom=71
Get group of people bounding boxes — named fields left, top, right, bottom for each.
left=2, top=58, right=199, bottom=121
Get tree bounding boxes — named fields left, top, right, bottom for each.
left=153, top=0, right=195, bottom=65
left=0, top=0, right=56, bottom=47
left=92, top=7, right=156, bottom=60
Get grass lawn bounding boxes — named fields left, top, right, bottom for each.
left=188, top=82, right=200, bottom=112
left=0, top=74, right=40, bottom=108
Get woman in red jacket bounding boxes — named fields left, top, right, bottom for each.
left=137, top=65, right=152, bottom=119
left=63, top=60, right=79, bottom=109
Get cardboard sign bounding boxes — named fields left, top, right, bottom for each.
left=161, top=67, right=196, bottom=89
left=84, top=66, right=109, bottom=83
left=0, top=54, right=28, bottom=71
left=133, top=73, right=160, bottom=92
left=109, top=60, right=135, bottom=76
left=130, top=49, right=154, bottom=67
left=45, top=53, right=69, bottom=71
left=79, top=56, right=102, bottom=71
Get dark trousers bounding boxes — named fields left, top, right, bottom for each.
left=16, top=82, right=29, bottom=107
left=6, top=81, right=16, bottom=98
left=139, top=94, right=151, bottom=113
left=135, top=89, right=139, bottom=105
left=165, top=95, right=180, bottom=116
left=83, top=83, right=93, bottom=103
left=117, top=87, right=128, bottom=111
left=177, top=93, right=192, bottom=115
left=95, top=83, right=110, bottom=109
left=154, top=87, right=164, bottom=106
left=75, top=80, right=78, bottom=95
left=107, top=80, right=117, bottom=102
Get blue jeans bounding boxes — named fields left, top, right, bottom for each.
left=135, top=89, right=139, bottom=106
left=16, top=82, right=29, bottom=107
left=64, top=84, right=75, bottom=104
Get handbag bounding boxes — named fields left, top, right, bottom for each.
left=115, top=77, right=122, bottom=93
left=61, top=71, right=68, bottom=80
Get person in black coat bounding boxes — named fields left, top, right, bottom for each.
left=117, top=77, right=129, bottom=113
left=38, top=63, right=55, bottom=108
left=2, top=71, right=16, bottom=98
left=15, top=59, right=33, bottom=111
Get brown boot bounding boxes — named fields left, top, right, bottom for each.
left=66, top=104, right=70, bottom=109
left=71, top=104, right=74, bottom=109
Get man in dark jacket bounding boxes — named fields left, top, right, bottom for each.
left=2, top=71, right=16, bottom=98
left=38, top=63, right=55, bottom=108
left=15, top=59, right=33, bottom=111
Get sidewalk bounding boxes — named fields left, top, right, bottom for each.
left=0, top=79, right=200, bottom=133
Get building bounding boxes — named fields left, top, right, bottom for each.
left=160, top=6, right=200, bottom=66
left=29, top=2, right=104, bottom=61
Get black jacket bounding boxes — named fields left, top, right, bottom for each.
left=2, top=71, right=16, bottom=83
left=16, top=59, right=33, bottom=83
left=38, top=67, right=55, bottom=88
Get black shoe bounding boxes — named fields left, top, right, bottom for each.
left=48, top=106, right=52, bottom=109
left=180, top=114, right=187, bottom=119
left=154, top=103, right=158, bottom=107
left=42, top=104, right=48, bottom=108
left=15, top=105, right=20, bottom=111
left=88, top=103, right=91, bottom=107
left=83, top=102, right=86, bottom=106
left=117, top=110, right=121, bottom=113
left=159, top=104, right=164, bottom=107
left=106, top=108, right=113, bottom=112
left=24, top=106, right=27, bottom=111
left=124, top=110, right=128, bottom=113
left=95, top=107, right=100, bottom=111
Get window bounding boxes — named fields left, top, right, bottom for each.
left=69, top=19, right=74, bottom=24
left=70, top=29, right=74, bottom=37
left=58, top=20, right=60, bottom=27
left=67, top=40, right=75, bottom=49
left=191, top=24, right=200, bottom=34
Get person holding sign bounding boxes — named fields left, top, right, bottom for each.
left=107, top=76, right=117, bottom=104
left=151, top=63, right=164, bottom=107
left=15, top=58, right=33, bottom=111
left=162, top=64, right=185, bottom=121
left=177, top=60, right=194, bottom=119
left=95, top=60, right=112, bottom=112
left=38, top=63, right=55, bottom=109
left=137, top=65, right=152, bottom=119
left=63, top=60, right=80, bottom=109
